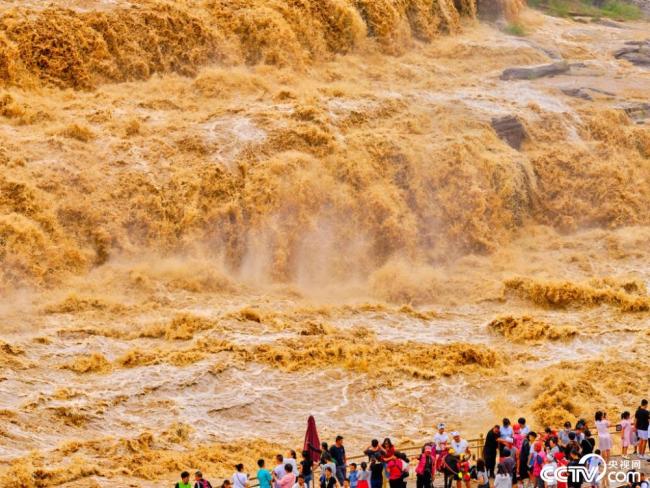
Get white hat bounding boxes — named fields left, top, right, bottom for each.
left=451, top=431, right=460, bottom=437
left=437, top=423, right=446, bottom=429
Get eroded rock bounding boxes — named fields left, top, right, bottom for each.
left=491, top=115, right=527, bottom=149
left=500, top=61, right=570, bottom=80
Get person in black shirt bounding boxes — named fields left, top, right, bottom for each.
left=322, top=467, right=340, bottom=488
left=483, top=425, right=500, bottom=478
left=369, top=455, right=383, bottom=488
left=301, top=450, right=315, bottom=488
left=635, top=399, right=649, bottom=459
left=330, top=436, right=347, bottom=485
left=581, top=430, right=595, bottom=455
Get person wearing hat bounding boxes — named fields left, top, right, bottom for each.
left=450, top=432, right=469, bottom=458
left=434, top=424, right=449, bottom=455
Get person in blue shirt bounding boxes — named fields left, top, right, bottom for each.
left=349, top=463, right=358, bottom=488
left=258, top=459, right=273, bottom=488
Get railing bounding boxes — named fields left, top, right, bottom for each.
left=245, top=426, right=621, bottom=488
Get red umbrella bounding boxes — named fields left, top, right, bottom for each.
left=303, top=415, right=322, bottom=463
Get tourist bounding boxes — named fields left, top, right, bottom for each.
left=370, top=454, right=384, bottom=488
left=300, top=450, right=315, bottom=488
left=555, top=453, right=568, bottom=488
left=349, top=463, right=359, bottom=488
left=441, top=449, right=459, bottom=488
left=581, top=430, right=595, bottom=456
left=587, top=449, right=604, bottom=488
left=223, top=481, right=232, bottom=488
left=330, top=436, right=347, bottom=484
left=365, top=440, right=384, bottom=460
left=415, top=444, right=435, bottom=488
left=476, top=459, right=490, bottom=488
left=279, top=464, right=296, bottom=488
left=513, top=424, right=524, bottom=452
left=294, top=475, right=307, bottom=488
left=595, top=411, right=612, bottom=461
left=558, top=422, right=572, bottom=447
left=258, top=460, right=273, bottom=488
left=322, top=467, right=340, bottom=488
left=382, top=438, right=396, bottom=461
left=321, top=453, right=337, bottom=484
left=518, top=433, right=531, bottom=488
left=545, top=454, right=558, bottom=488
left=286, top=451, right=299, bottom=476
left=484, top=425, right=501, bottom=478
left=495, top=464, right=512, bottom=488
left=321, top=443, right=330, bottom=465
left=621, top=411, right=633, bottom=458
left=357, top=462, right=371, bottom=488
left=451, top=432, right=470, bottom=458
left=528, top=442, right=545, bottom=488
left=195, top=471, right=214, bottom=488
left=563, top=433, right=580, bottom=457
left=233, top=464, right=249, bottom=488
left=176, top=471, right=192, bottom=488
left=518, top=418, right=530, bottom=436
left=386, top=453, right=407, bottom=488
left=435, top=424, right=450, bottom=454
left=635, top=399, right=649, bottom=459
left=274, top=455, right=287, bottom=488
left=548, top=436, right=560, bottom=460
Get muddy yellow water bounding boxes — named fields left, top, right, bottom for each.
left=0, top=0, right=649, bottom=486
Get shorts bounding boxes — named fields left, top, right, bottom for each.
left=638, top=430, right=649, bottom=440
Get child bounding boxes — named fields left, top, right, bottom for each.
left=357, top=462, right=370, bottom=488
left=621, top=411, right=633, bottom=458
left=476, top=459, right=489, bottom=488
left=349, top=464, right=359, bottom=488
left=587, top=450, right=603, bottom=488
left=544, top=455, right=557, bottom=488
left=176, top=471, right=192, bottom=488
left=495, top=464, right=512, bottom=488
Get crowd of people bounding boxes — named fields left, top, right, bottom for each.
left=175, top=400, right=650, bottom=488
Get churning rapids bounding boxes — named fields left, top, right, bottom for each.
left=0, top=0, right=649, bottom=486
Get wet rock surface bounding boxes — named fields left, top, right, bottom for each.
left=491, top=115, right=527, bottom=149
left=501, top=61, right=570, bottom=80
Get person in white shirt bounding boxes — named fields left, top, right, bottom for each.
left=494, top=464, right=512, bottom=488
left=286, top=451, right=299, bottom=477
left=233, top=464, right=249, bottom=488
left=434, top=423, right=449, bottom=453
left=517, top=418, right=530, bottom=436
left=450, top=432, right=469, bottom=457
left=293, top=475, right=307, bottom=488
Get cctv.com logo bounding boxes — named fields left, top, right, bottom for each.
left=541, top=454, right=642, bottom=484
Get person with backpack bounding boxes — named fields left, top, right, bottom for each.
left=176, top=471, right=192, bottom=488
left=415, top=444, right=435, bottom=488
left=195, top=471, right=213, bottom=488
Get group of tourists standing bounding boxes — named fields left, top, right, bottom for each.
left=175, top=399, right=650, bottom=488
